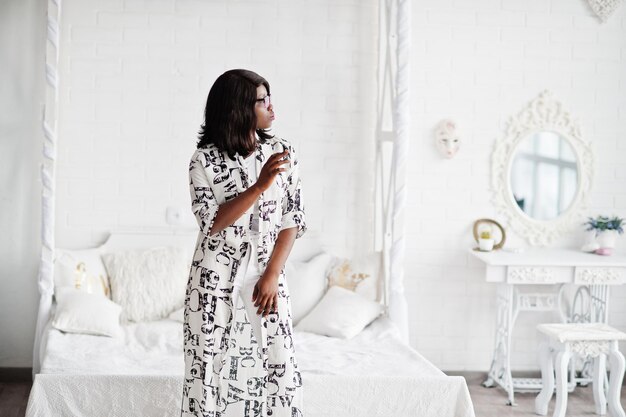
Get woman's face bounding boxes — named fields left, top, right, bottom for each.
left=254, top=84, right=274, bottom=130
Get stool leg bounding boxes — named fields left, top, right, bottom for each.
left=554, top=349, right=571, bottom=417
left=593, top=354, right=606, bottom=415
left=607, top=345, right=625, bottom=417
left=536, top=342, right=554, bottom=416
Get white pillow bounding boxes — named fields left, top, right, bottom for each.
left=288, top=230, right=324, bottom=262
left=295, top=285, right=383, bottom=339
left=52, top=288, right=122, bottom=337
left=326, top=252, right=382, bottom=302
left=102, top=246, right=190, bottom=323
left=54, top=246, right=111, bottom=299
left=285, top=252, right=335, bottom=325
left=168, top=307, right=184, bottom=323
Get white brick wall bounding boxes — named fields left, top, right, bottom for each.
left=55, top=0, right=626, bottom=373
left=56, top=0, right=378, bottom=258
left=408, top=1, right=626, bottom=371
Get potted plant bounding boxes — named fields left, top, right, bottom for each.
left=478, top=230, right=495, bottom=252
left=584, top=215, right=624, bottom=256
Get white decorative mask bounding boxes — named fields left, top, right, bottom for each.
left=434, top=119, right=460, bottom=159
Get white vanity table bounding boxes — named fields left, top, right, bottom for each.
left=471, top=247, right=626, bottom=406
left=478, top=90, right=626, bottom=406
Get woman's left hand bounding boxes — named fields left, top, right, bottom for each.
left=252, top=270, right=279, bottom=317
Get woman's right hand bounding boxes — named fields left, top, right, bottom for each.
left=255, top=150, right=290, bottom=192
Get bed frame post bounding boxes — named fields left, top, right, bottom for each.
left=375, top=0, right=411, bottom=343
left=32, top=0, right=62, bottom=379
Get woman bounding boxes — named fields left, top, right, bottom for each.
left=181, top=69, right=307, bottom=417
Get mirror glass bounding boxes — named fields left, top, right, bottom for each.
left=509, top=131, right=578, bottom=221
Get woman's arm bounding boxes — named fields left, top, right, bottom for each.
left=209, top=185, right=263, bottom=237
left=253, top=140, right=306, bottom=316
left=190, top=150, right=290, bottom=238
left=264, top=140, right=306, bottom=274
left=190, top=154, right=262, bottom=237
left=278, top=142, right=307, bottom=238
left=212, top=150, right=290, bottom=236
left=253, top=226, right=297, bottom=317
left=264, top=227, right=298, bottom=276
left=189, top=155, right=222, bottom=237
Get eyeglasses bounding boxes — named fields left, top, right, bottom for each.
left=255, top=94, right=271, bottom=109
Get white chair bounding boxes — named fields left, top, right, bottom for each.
left=535, top=323, right=626, bottom=417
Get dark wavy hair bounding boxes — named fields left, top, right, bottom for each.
left=197, top=69, right=273, bottom=159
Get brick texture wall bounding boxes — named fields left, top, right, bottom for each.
left=55, top=0, right=626, bottom=371
left=56, top=0, right=378, bottom=258
left=407, top=0, right=626, bottom=370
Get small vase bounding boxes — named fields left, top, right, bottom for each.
left=594, top=230, right=618, bottom=256
left=479, top=238, right=495, bottom=252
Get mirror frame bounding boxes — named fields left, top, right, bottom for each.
left=491, top=90, right=594, bottom=246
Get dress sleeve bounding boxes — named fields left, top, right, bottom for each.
left=189, top=152, right=220, bottom=238
left=279, top=142, right=307, bottom=239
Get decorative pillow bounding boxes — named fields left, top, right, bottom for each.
left=52, top=288, right=122, bottom=337
left=101, top=246, right=190, bottom=323
left=53, top=247, right=111, bottom=299
left=326, top=252, right=381, bottom=302
left=295, top=285, right=383, bottom=339
left=284, top=252, right=335, bottom=325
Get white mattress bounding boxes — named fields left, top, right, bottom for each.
left=40, top=314, right=439, bottom=377
left=29, top=315, right=475, bottom=417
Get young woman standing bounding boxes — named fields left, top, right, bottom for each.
left=181, top=69, right=307, bottom=417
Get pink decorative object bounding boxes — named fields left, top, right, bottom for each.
left=594, top=247, right=613, bottom=256
left=583, top=217, right=623, bottom=256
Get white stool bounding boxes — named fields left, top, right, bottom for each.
left=535, top=323, right=626, bottom=417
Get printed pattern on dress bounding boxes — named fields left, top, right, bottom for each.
left=181, top=136, right=307, bottom=417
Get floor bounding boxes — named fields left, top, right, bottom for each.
left=0, top=382, right=30, bottom=417
left=1, top=374, right=625, bottom=416
left=460, top=372, right=626, bottom=417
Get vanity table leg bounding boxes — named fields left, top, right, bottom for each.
left=505, top=285, right=518, bottom=406
left=535, top=341, right=554, bottom=416
left=483, top=284, right=505, bottom=388
left=593, top=353, right=607, bottom=415
left=483, top=284, right=517, bottom=405
left=607, top=341, right=626, bottom=417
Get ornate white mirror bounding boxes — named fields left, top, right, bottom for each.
left=491, top=90, right=594, bottom=246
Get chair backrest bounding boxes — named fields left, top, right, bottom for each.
left=568, top=285, right=609, bottom=324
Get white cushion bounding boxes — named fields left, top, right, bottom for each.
left=285, top=252, right=334, bottom=325
left=102, top=246, right=190, bottom=323
left=168, top=307, right=184, bottom=323
left=288, top=230, right=324, bottom=262
left=326, top=252, right=381, bottom=302
left=295, top=285, right=383, bottom=339
left=537, top=323, right=626, bottom=342
left=53, top=246, right=111, bottom=299
left=52, top=288, right=122, bottom=337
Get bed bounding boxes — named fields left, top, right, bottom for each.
left=26, top=230, right=475, bottom=417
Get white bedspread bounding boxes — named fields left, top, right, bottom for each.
left=28, top=315, right=475, bottom=417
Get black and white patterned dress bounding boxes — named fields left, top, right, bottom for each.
left=181, top=136, right=307, bottom=417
